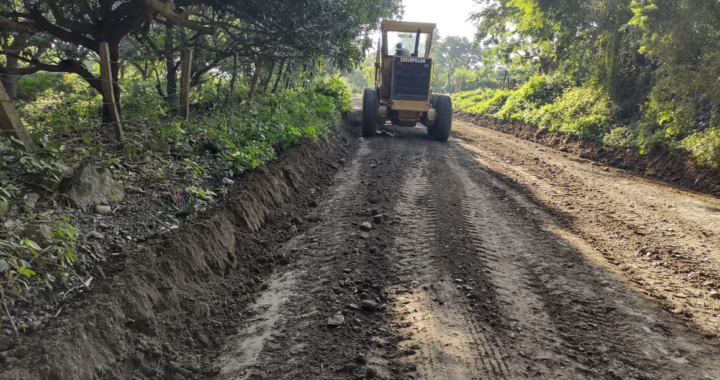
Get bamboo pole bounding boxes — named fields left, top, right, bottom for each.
left=180, top=48, right=193, bottom=119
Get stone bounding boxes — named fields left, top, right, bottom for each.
left=193, top=303, right=210, bottom=319
left=360, top=300, right=383, bottom=312
left=94, top=205, right=112, bottom=215
left=22, top=224, right=53, bottom=248
left=24, top=193, right=40, bottom=211
left=360, top=222, right=373, bottom=231
left=327, top=312, right=345, bottom=327
left=126, top=186, right=145, bottom=194
left=373, top=215, right=383, bottom=224
left=143, top=138, right=169, bottom=152
left=36, top=162, right=75, bottom=190
left=710, top=291, right=720, bottom=300
left=366, top=367, right=378, bottom=378
left=63, top=164, right=124, bottom=207
left=558, top=147, right=569, bottom=153
left=0, top=336, right=15, bottom=352
left=88, top=231, right=105, bottom=240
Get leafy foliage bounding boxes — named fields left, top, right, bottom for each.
left=453, top=80, right=618, bottom=141
left=466, top=0, right=720, bottom=166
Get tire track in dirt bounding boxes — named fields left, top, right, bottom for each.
left=453, top=120, right=720, bottom=338
left=444, top=156, right=582, bottom=378
left=212, top=144, right=372, bottom=379
left=387, top=144, right=511, bottom=380
left=445, top=139, right=720, bottom=379
left=206, top=124, right=720, bottom=380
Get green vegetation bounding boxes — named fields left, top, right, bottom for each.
left=0, top=0, right=393, bottom=298
left=451, top=0, right=720, bottom=167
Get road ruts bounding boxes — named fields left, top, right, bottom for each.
left=208, top=123, right=720, bottom=380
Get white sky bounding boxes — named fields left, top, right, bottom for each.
left=400, top=0, right=480, bottom=39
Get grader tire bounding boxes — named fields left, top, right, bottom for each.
left=362, top=89, right=379, bottom=137
left=433, top=95, right=453, bottom=142
left=426, top=95, right=438, bottom=136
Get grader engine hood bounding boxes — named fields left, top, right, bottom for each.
left=392, top=57, right=432, bottom=102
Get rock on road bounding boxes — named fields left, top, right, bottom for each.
left=210, top=120, right=720, bottom=380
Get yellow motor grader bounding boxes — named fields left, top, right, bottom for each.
left=361, top=20, right=452, bottom=141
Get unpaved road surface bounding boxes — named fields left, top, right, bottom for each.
left=209, top=121, right=720, bottom=380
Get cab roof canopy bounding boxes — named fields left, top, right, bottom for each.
left=380, top=21, right=436, bottom=34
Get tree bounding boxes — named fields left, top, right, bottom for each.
left=452, top=67, right=477, bottom=93
left=432, top=35, right=481, bottom=93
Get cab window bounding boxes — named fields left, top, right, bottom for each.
left=386, top=31, right=429, bottom=57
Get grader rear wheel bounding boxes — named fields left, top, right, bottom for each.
left=433, top=95, right=453, bottom=142
left=362, top=89, right=379, bottom=138
left=426, top=95, right=438, bottom=136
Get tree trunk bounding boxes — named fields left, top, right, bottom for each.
left=272, top=61, right=286, bottom=93
left=225, top=52, right=239, bottom=105
left=283, top=63, right=294, bottom=90
left=1, top=53, right=21, bottom=99
left=261, top=60, right=277, bottom=91
left=248, top=59, right=262, bottom=98
left=165, top=25, right=178, bottom=106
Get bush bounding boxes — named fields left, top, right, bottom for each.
left=17, top=73, right=102, bottom=136
left=164, top=81, right=341, bottom=176
left=524, top=86, right=616, bottom=140
left=120, top=79, right=167, bottom=121
left=452, top=88, right=497, bottom=111
left=682, top=128, right=720, bottom=168
left=16, top=72, right=73, bottom=101
left=311, top=75, right=352, bottom=112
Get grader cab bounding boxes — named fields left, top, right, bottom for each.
left=361, top=21, right=452, bottom=141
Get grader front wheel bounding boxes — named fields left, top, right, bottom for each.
left=362, top=89, right=379, bottom=138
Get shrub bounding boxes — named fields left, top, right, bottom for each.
left=681, top=127, right=720, bottom=168
left=532, top=86, right=617, bottom=140
left=311, top=75, right=352, bottom=112
left=496, top=74, right=571, bottom=122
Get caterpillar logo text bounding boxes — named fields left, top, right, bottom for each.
left=399, top=57, right=426, bottom=63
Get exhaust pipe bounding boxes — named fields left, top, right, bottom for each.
left=413, top=29, right=421, bottom=57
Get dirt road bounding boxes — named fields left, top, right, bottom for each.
left=209, top=121, right=720, bottom=380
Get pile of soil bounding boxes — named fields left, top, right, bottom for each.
left=456, top=112, right=720, bottom=196
left=0, top=124, right=360, bottom=380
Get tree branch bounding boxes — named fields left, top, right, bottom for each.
left=0, top=15, right=34, bottom=33
left=143, top=0, right=214, bottom=34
